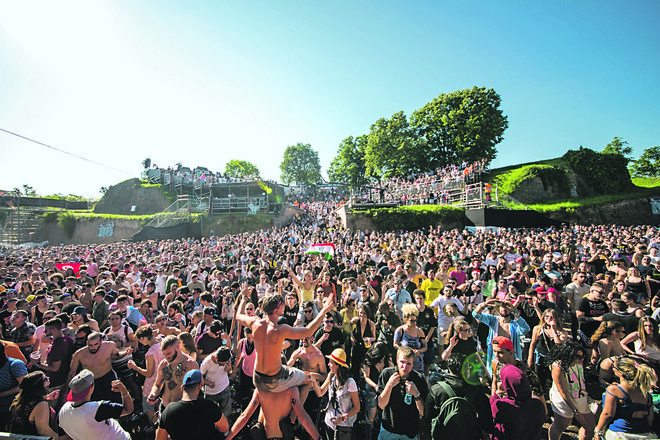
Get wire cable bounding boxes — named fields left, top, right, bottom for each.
left=0, top=127, right=133, bottom=176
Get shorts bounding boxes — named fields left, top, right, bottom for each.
left=253, top=365, right=307, bottom=393
left=364, top=383, right=378, bottom=413
left=91, top=370, right=121, bottom=404
left=422, top=343, right=434, bottom=366
left=142, top=394, right=157, bottom=413
left=549, top=387, right=590, bottom=418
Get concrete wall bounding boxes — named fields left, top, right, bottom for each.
left=38, top=218, right=143, bottom=245
left=545, top=197, right=660, bottom=226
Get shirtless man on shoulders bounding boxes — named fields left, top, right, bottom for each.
left=287, top=335, right=327, bottom=403
left=147, top=334, right=199, bottom=408
left=67, top=331, right=132, bottom=403
left=226, top=386, right=319, bottom=440
left=235, top=291, right=332, bottom=393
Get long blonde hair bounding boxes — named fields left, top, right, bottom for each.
left=615, top=356, right=657, bottom=397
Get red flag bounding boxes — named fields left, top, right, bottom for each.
left=55, top=263, right=82, bottom=276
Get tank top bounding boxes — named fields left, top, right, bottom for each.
left=626, top=279, right=646, bottom=296
left=240, top=339, right=256, bottom=376
left=607, top=384, right=653, bottom=433
left=394, top=328, right=424, bottom=371
left=301, top=286, right=315, bottom=303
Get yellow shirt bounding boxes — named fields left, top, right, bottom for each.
left=420, top=278, right=443, bottom=307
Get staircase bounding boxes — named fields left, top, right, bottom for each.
left=0, top=208, right=42, bottom=244
left=143, top=195, right=194, bottom=228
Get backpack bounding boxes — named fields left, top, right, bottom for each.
left=430, top=381, right=479, bottom=440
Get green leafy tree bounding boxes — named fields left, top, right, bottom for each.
left=630, top=146, right=660, bottom=177
left=410, top=86, right=508, bottom=168
left=328, top=135, right=369, bottom=188
left=562, top=148, right=633, bottom=194
left=279, top=143, right=322, bottom=185
left=602, top=137, right=633, bottom=159
left=364, top=111, right=424, bottom=179
left=225, top=160, right=261, bottom=180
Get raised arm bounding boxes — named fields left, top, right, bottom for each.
left=281, top=296, right=334, bottom=340
left=235, top=292, right=258, bottom=329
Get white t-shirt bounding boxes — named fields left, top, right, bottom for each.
left=59, top=401, right=130, bottom=440
left=200, top=355, right=230, bottom=396
left=33, top=325, right=51, bottom=362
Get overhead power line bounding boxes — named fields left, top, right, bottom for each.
left=0, top=127, right=134, bottom=176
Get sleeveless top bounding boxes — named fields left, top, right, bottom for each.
left=607, top=384, right=653, bottom=433
left=352, top=319, right=374, bottom=348
left=240, top=339, right=256, bottom=376
left=535, top=326, right=558, bottom=356
left=10, top=400, right=42, bottom=435
left=626, top=279, right=647, bottom=296
left=301, top=286, right=315, bottom=303
left=634, top=339, right=660, bottom=361
left=394, top=328, right=425, bottom=372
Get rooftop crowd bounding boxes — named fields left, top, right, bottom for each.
left=1, top=204, right=660, bottom=440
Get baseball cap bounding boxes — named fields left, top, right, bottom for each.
left=72, top=306, right=87, bottom=316
left=204, top=307, right=218, bottom=318
left=182, top=369, right=202, bottom=386
left=67, top=369, right=95, bottom=401
left=492, top=336, right=516, bottom=352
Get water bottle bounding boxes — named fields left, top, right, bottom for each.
left=404, top=381, right=413, bottom=405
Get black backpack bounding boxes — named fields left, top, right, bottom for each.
left=430, top=381, right=479, bottom=440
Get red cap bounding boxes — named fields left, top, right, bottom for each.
left=492, top=336, right=515, bottom=352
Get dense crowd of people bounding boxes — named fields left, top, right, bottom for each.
left=1, top=206, right=660, bottom=439
left=379, top=159, right=488, bottom=206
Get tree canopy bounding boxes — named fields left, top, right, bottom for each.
left=279, top=143, right=322, bottom=185
left=410, top=86, right=508, bottom=168
left=328, top=135, right=369, bottom=188
left=225, top=160, right=260, bottom=180
left=602, top=136, right=633, bottom=157
left=630, top=146, right=660, bottom=177
left=328, top=86, right=508, bottom=182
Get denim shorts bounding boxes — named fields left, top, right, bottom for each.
left=364, top=383, right=378, bottom=412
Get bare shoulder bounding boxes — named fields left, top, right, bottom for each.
left=183, top=353, right=199, bottom=369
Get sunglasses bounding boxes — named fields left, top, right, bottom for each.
left=246, top=307, right=254, bottom=311
left=324, top=320, right=334, bottom=324
left=304, top=309, right=313, bottom=313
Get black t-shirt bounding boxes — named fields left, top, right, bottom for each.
left=283, top=304, right=299, bottom=326
left=422, top=261, right=439, bottom=275
left=196, top=332, right=225, bottom=355
left=577, top=298, right=609, bottom=337
left=313, top=326, right=345, bottom=357
left=377, top=367, right=428, bottom=438
left=416, top=307, right=436, bottom=344
left=338, top=269, right=357, bottom=282
left=159, top=398, right=224, bottom=440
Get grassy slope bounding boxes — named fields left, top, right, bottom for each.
left=486, top=159, right=660, bottom=212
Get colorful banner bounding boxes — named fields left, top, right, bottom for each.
left=305, top=243, right=335, bottom=260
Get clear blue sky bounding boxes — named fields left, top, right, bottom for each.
left=1, top=0, right=658, bottom=198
